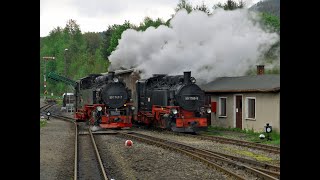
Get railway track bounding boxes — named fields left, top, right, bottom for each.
left=195, top=134, right=280, bottom=154
left=141, top=128, right=280, bottom=154
left=132, top=132, right=280, bottom=178
left=118, top=132, right=279, bottom=180
left=40, top=103, right=54, bottom=111
left=49, top=114, right=109, bottom=180
left=43, top=111, right=279, bottom=179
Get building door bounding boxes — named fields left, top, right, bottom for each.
left=236, top=95, right=242, bottom=129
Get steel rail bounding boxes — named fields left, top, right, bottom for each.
left=88, top=128, right=108, bottom=180
left=196, top=135, right=280, bottom=154
left=50, top=114, right=109, bottom=180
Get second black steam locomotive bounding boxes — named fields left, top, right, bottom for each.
left=135, top=71, right=211, bottom=133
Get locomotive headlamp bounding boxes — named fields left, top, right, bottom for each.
left=206, top=108, right=212, bottom=113
left=131, top=106, right=135, bottom=110
left=113, top=77, right=119, bottom=82
left=96, top=106, right=102, bottom=111
left=171, top=108, right=178, bottom=115
left=190, top=77, right=196, bottom=84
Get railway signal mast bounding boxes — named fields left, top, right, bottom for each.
left=42, top=56, right=55, bottom=99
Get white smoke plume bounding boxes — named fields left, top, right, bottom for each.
left=108, top=9, right=279, bottom=84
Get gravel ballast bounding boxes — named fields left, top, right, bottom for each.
left=96, top=134, right=229, bottom=180
left=135, top=129, right=280, bottom=166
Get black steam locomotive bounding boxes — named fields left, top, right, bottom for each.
left=75, top=72, right=134, bottom=129
left=135, top=71, right=210, bottom=132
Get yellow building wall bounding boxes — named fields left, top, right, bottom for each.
left=210, top=92, right=280, bottom=133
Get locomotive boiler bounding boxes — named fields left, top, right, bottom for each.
left=135, top=71, right=211, bottom=132
left=75, top=71, right=134, bottom=129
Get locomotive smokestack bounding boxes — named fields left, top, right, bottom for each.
left=184, top=71, right=191, bottom=84
left=108, top=71, right=115, bottom=80
left=257, top=65, right=264, bottom=75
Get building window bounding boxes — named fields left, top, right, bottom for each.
left=219, top=97, right=227, bottom=117
left=246, top=97, right=256, bottom=119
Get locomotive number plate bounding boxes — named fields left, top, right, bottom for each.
left=109, top=95, right=123, bottom=99
left=184, top=96, right=199, bottom=100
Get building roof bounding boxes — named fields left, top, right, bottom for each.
left=115, top=68, right=135, bottom=75
left=100, top=68, right=135, bottom=76
left=200, top=74, right=280, bottom=93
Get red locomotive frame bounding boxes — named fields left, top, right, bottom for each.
left=75, top=104, right=133, bottom=129
left=137, top=105, right=207, bottom=131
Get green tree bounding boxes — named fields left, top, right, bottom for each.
left=106, top=21, right=132, bottom=57
left=40, top=19, right=109, bottom=96
left=83, top=32, right=102, bottom=55
left=261, top=12, right=280, bottom=33
left=213, top=0, right=245, bottom=10
left=175, top=0, right=193, bottom=13
left=137, top=17, right=165, bottom=31
left=102, top=26, right=116, bottom=60
left=194, top=2, right=210, bottom=14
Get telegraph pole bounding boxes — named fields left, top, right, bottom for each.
left=64, top=49, right=68, bottom=78
left=64, top=49, right=68, bottom=93
left=42, top=56, right=55, bottom=99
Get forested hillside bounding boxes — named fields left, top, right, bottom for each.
left=249, top=0, right=280, bottom=17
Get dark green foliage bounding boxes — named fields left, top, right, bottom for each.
left=40, top=19, right=109, bottom=96
left=102, top=26, right=116, bottom=59
left=213, top=0, right=245, bottom=10
left=83, top=32, right=102, bottom=54
left=175, top=0, right=193, bottom=13
left=193, top=2, right=210, bottom=14
left=106, top=21, right=132, bottom=57
left=261, top=12, right=280, bottom=33
left=136, top=17, right=166, bottom=31
left=249, top=0, right=280, bottom=17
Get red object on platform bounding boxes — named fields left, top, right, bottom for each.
left=125, top=140, right=133, bottom=147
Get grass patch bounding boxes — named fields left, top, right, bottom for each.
left=204, top=126, right=280, bottom=145
left=56, top=99, right=63, bottom=106
left=223, top=147, right=273, bottom=162
left=40, top=119, right=47, bottom=128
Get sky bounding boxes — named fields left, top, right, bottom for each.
left=40, top=0, right=261, bottom=37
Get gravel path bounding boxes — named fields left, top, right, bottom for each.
left=40, top=106, right=75, bottom=179
left=96, top=134, right=229, bottom=180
